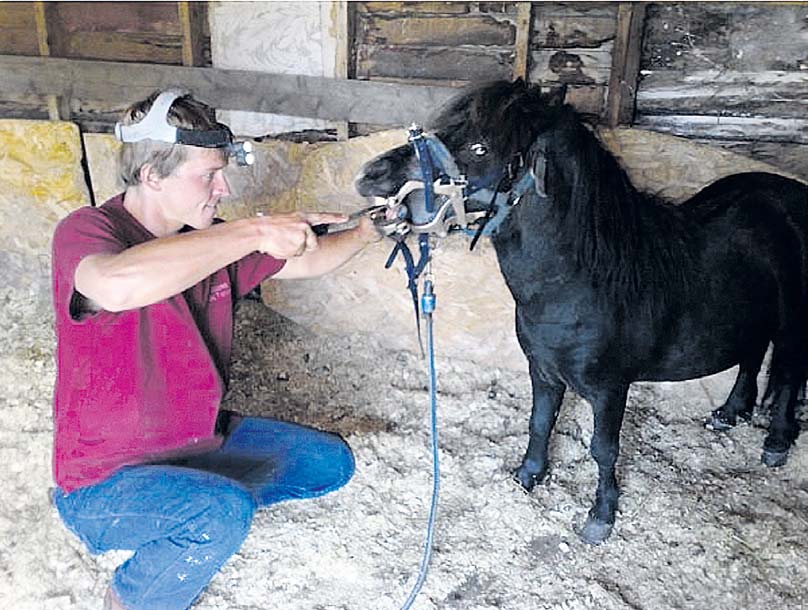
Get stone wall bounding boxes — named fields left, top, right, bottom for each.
left=0, top=120, right=90, bottom=347
left=2, top=119, right=798, bottom=370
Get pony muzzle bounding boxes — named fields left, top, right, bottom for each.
left=374, top=177, right=488, bottom=238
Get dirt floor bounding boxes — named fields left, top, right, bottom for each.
left=2, top=293, right=808, bottom=610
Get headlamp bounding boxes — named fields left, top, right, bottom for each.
left=228, top=140, right=255, bottom=167
left=114, top=89, right=255, bottom=167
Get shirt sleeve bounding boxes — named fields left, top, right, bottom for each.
left=51, top=207, right=126, bottom=320
left=229, top=251, right=286, bottom=299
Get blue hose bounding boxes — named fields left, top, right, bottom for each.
left=399, top=280, right=440, bottom=610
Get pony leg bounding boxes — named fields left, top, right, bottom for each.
left=580, top=384, right=629, bottom=545
left=513, top=364, right=565, bottom=491
left=705, top=342, right=767, bottom=431
left=759, top=346, right=803, bottom=467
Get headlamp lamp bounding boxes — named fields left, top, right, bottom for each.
left=114, top=89, right=255, bottom=167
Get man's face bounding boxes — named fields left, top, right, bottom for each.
left=159, top=146, right=231, bottom=230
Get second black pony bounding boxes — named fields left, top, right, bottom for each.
left=355, top=80, right=808, bottom=544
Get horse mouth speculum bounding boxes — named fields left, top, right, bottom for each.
left=374, top=127, right=509, bottom=239
left=379, top=177, right=476, bottom=238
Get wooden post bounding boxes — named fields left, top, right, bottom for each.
left=334, top=1, right=351, bottom=140
left=178, top=1, right=206, bottom=67
left=606, top=2, right=646, bottom=127
left=513, top=2, right=533, bottom=82
left=34, top=1, right=69, bottom=120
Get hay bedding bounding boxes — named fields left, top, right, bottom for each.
left=2, top=295, right=807, bottom=610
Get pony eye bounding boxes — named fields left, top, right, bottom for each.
left=470, top=143, right=488, bottom=156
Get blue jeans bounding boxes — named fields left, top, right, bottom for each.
left=53, top=417, right=355, bottom=610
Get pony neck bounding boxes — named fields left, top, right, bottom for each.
left=537, top=108, right=684, bottom=303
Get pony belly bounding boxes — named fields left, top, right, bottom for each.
left=636, top=357, right=741, bottom=383
left=633, top=326, right=765, bottom=382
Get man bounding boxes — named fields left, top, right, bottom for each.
left=50, top=90, right=380, bottom=610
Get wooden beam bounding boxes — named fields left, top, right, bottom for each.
left=512, top=2, right=533, bottom=82
left=0, top=54, right=456, bottom=126
left=33, top=1, right=69, bottom=121
left=606, top=2, right=646, bottom=127
left=178, top=1, right=205, bottom=67
left=334, top=1, right=351, bottom=140
left=635, top=114, right=808, bottom=146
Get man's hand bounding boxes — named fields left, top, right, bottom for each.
left=254, top=212, right=348, bottom=259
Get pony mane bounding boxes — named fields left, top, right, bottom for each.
left=544, top=107, right=695, bottom=309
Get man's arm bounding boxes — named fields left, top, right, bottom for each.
left=273, top=216, right=382, bottom=280
left=75, top=213, right=343, bottom=311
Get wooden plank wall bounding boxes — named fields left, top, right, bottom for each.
left=354, top=2, right=519, bottom=85
left=353, top=1, right=622, bottom=120
left=636, top=2, right=808, bottom=179
left=0, top=1, right=210, bottom=129
left=529, top=2, right=619, bottom=118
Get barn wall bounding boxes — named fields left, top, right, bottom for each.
left=0, top=1, right=211, bottom=130
left=353, top=1, right=620, bottom=119
left=636, top=2, right=808, bottom=179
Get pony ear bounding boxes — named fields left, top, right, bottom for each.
left=544, top=85, right=567, bottom=107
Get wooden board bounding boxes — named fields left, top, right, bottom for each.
left=43, top=2, right=185, bottom=64
left=532, top=1, right=618, bottom=49
left=606, top=3, right=646, bottom=127
left=0, top=3, right=39, bottom=56
left=357, top=2, right=470, bottom=15
left=358, top=14, right=515, bottom=46
left=637, top=71, right=808, bottom=120
left=356, top=44, right=514, bottom=82
left=529, top=44, right=614, bottom=85
left=53, top=31, right=183, bottom=64
left=635, top=114, right=808, bottom=145
left=0, top=54, right=457, bottom=127
left=642, top=3, right=807, bottom=74
left=47, top=1, right=181, bottom=35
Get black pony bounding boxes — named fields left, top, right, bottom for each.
left=355, top=80, right=808, bottom=544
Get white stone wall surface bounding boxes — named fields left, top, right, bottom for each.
left=209, top=0, right=339, bottom=137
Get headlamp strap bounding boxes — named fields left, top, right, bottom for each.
left=115, top=89, right=186, bottom=143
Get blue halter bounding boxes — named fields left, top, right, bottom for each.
left=382, top=125, right=449, bottom=354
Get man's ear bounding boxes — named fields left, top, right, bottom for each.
left=139, top=164, right=162, bottom=190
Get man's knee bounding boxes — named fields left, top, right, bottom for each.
left=199, top=484, right=256, bottom=550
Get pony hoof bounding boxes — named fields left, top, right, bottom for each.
left=578, top=517, right=613, bottom=545
left=704, top=415, right=732, bottom=432
left=512, top=465, right=543, bottom=492
left=761, top=448, right=789, bottom=468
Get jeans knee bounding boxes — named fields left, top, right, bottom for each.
left=208, top=485, right=256, bottom=546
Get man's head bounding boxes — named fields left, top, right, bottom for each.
left=117, top=91, right=227, bottom=187
left=117, top=90, right=240, bottom=232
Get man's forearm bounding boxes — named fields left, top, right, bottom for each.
left=274, top=225, right=376, bottom=280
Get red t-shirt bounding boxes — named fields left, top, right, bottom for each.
left=51, top=194, right=284, bottom=491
